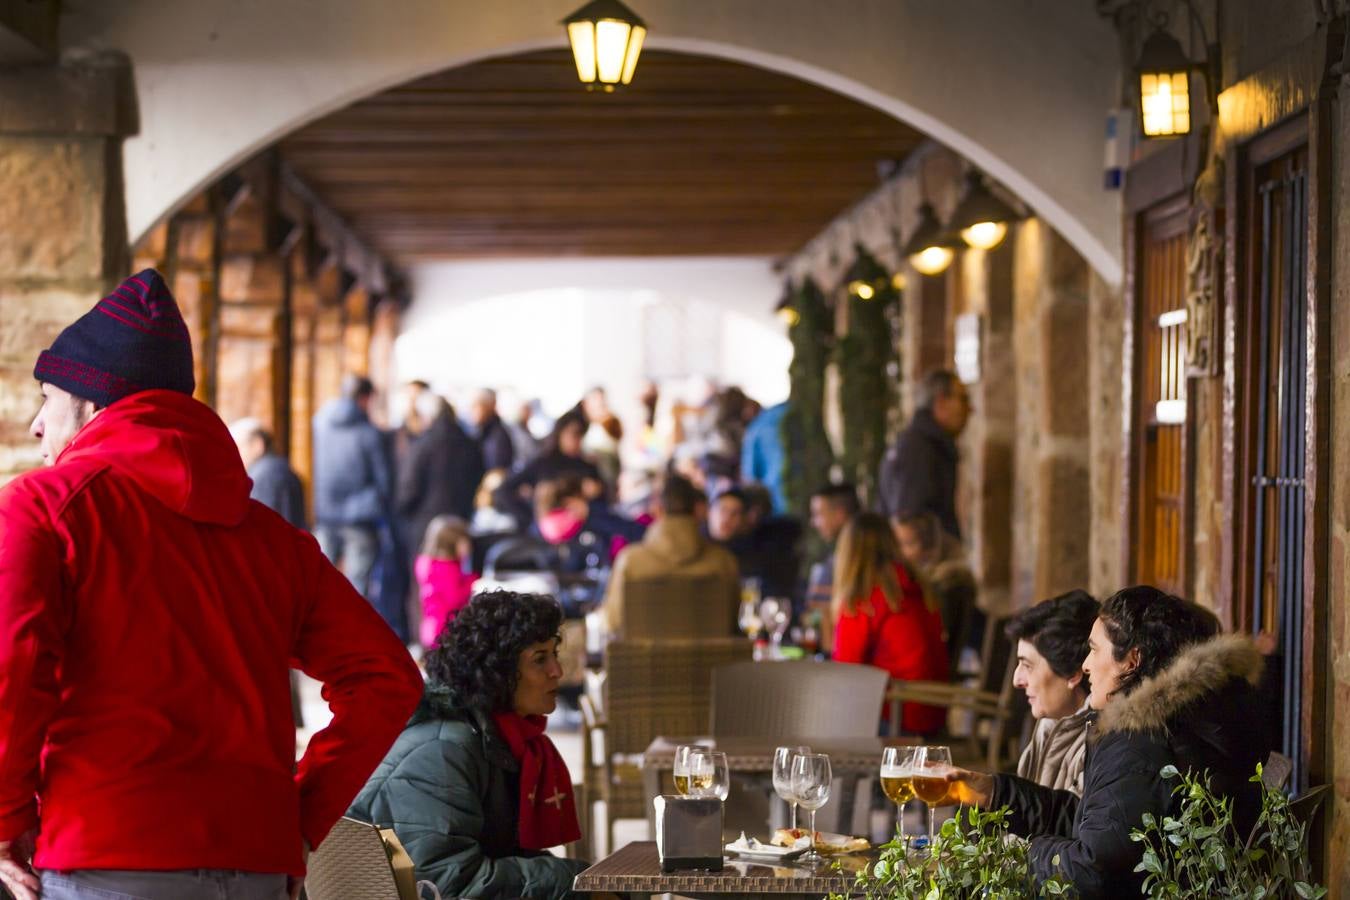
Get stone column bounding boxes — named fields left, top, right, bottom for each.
left=1010, top=219, right=1093, bottom=609
left=288, top=249, right=319, bottom=494
left=1033, top=228, right=1092, bottom=602
left=1010, top=221, right=1046, bottom=609
left=0, top=55, right=134, bottom=480
left=963, top=241, right=1016, bottom=617
left=311, top=258, right=347, bottom=414
left=1087, top=270, right=1125, bottom=599
left=215, top=155, right=292, bottom=439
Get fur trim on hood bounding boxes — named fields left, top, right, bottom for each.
left=1099, top=634, right=1263, bottom=736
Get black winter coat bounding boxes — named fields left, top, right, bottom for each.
left=878, top=408, right=961, bottom=539
left=396, top=413, right=485, bottom=549
left=476, top=414, right=516, bottom=473
left=992, top=635, right=1269, bottom=900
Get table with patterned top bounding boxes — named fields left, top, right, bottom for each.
left=640, top=735, right=916, bottom=833
left=573, top=840, right=871, bottom=898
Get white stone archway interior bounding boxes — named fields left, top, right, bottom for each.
left=62, top=0, right=1124, bottom=284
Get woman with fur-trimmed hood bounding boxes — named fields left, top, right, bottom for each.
left=947, top=586, right=1270, bottom=899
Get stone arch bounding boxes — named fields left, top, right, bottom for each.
left=65, top=0, right=1122, bottom=283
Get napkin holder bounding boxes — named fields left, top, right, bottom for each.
left=654, top=795, right=723, bottom=873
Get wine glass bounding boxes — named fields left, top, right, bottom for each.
left=880, top=745, right=918, bottom=850
left=773, top=745, right=811, bottom=829
left=691, top=751, right=730, bottom=802
left=739, top=578, right=763, bottom=638
left=685, top=747, right=716, bottom=797
left=673, top=744, right=699, bottom=795
left=790, top=753, right=832, bottom=862
left=910, top=745, right=953, bottom=851
left=763, top=597, right=791, bottom=647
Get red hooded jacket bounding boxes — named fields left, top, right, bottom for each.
left=0, top=391, right=423, bottom=875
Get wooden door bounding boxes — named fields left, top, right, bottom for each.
left=1130, top=196, right=1190, bottom=596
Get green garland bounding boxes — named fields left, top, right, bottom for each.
left=835, top=245, right=901, bottom=506
left=780, top=277, right=834, bottom=520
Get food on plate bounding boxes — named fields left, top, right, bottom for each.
left=771, top=828, right=870, bottom=854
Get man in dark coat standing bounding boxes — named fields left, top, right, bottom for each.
left=312, top=374, right=392, bottom=600
left=467, top=388, right=515, bottom=473
left=879, top=369, right=971, bottom=540
left=396, top=391, right=485, bottom=553
left=231, top=417, right=307, bottom=531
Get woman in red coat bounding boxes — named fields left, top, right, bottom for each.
left=831, top=513, right=948, bottom=735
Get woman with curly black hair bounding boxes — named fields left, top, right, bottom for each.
left=948, top=585, right=1268, bottom=900
left=348, top=590, right=589, bottom=900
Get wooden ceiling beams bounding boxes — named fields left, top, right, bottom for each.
left=279, top=49, right=924, bottom=260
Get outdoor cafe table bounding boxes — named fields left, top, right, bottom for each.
left=573, top=840, right=871, bottom=899
left=641, top=736, right=916, bottom=833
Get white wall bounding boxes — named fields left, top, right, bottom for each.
left=61, top=0, right=1124, bottom=284
left=395, top=257, right=790, bottom=424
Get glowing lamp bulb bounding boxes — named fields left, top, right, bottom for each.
left=910, top=246, right=955, bottom=276
left=960, top=221, right=1008, bottom=250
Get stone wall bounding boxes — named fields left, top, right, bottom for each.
left=0, top=59, right=133, bottom=481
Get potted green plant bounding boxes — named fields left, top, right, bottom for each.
left=1130, top=764, right=1326, bottom=899
left=834, top=806, right=1074, bottom=899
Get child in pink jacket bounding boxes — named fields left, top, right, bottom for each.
left=417, top=515, right=477, bottom=648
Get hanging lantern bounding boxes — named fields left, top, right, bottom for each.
left=843, top=243, right=889, bottom=300
left=1136, top=26, right=1192, bottom=137
left=949, top=171, right=1021, bottom=250
left=902, top=203, right=959, bottom=276
left=847, top=280, right=876, bottom=300
left=890, top=271, right=907, bottom=292
left=563, top=0, right=647, bottom=91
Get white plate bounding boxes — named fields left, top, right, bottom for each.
left=724, top=843, right=808, bottom=861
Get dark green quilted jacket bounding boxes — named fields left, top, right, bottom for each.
left=347, top=683, right=588, bottom=899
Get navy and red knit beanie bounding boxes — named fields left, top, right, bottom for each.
left=33, top=269, right=195, bottom=408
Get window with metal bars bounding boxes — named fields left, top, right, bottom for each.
left=1237, top=142, right=1309, bottom=788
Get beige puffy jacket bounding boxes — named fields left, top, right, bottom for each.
left=601, top=514, right=740, bottom=637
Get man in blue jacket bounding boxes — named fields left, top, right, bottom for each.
left=311, top=375, right=392, bottom=600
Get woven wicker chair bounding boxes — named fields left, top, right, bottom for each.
left=884, top=614, right=1026, bottom=770
left=304, top=817, right=407, bottom=900
left=579, top=637, right=753, bottom=854
left=709, top=659, right=889, bottom=739
left=622, top=574, right=740, bottom=639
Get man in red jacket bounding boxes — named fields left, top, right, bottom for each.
left=0, top=270, right=424, bottom=900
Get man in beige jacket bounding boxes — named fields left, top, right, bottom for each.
left=602, top=475, right=740, bottom=638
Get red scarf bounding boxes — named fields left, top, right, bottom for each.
left=490, top=711, right=581, bottom=849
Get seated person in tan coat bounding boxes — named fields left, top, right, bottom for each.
left=1006, top=590, right=1100, bottom=796
left=602, top=474, right=740, bottom=639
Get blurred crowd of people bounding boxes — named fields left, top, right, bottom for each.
left=253, top=365, right=990, bottom=704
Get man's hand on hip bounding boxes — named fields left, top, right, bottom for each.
left=287, top=840, right=312, bottom=900
left=0, top=830, right=39, bottom=900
